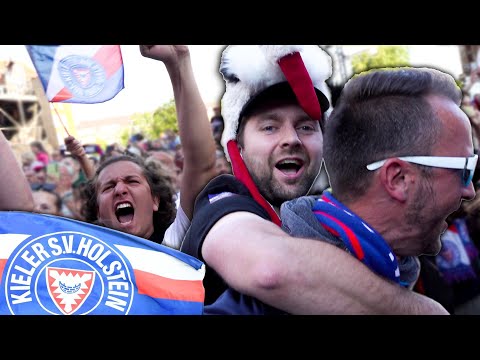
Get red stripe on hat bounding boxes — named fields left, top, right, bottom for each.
left=278, top=52, right=322, bottom=121
left=227, top=140, right=281, bottom=227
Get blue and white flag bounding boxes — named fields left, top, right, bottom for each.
left=26, top=45, right=124, bottom=103
left=0, top=211, right=205, bottom=315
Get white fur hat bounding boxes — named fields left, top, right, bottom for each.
left=219, top=45, right=333, bottom=159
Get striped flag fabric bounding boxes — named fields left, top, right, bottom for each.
left=25, top=45, right=124, bottom=103
left=0, top=211, right=205, bottom=315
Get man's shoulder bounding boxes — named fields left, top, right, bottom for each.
left=282, top=195, right=321, bottom=209
left=183, top=174, right=271, bottom=256
left=280, top=195, right=322, bottom=220
left=280, top=194, right=342, bottom=246
left=202, top=174, right=250, bottom=194
left=194, top=174, right=254, bottom=210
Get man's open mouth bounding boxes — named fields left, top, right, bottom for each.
left=275, top=159, right=303, bottom=175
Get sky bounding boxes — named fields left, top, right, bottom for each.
left=0, top=45, right=465, bottom=122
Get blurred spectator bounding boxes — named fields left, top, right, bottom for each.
left=32, top=188, right=62, bottom=216
left=61, top=155, right=88, bottom=184
left=83, top=143, right=104, bottom=158
left=210, top=115, right=225, bottom=151
left=214, top=149, right=231, bottom=176
left=50, top=149, right=64, bottom=163
left=24, top=160, right=53, bottom=191
left=89, top=156, right=100, bottom=168
left=127, top=133, right=147, bottom=157
left=474, top=93, right=480, bottom=111
left=31, top=160, right=45, bottom=173
left=148, top=138, right=165, bottom=151
left=29, top=161, right=49, bottom=188
left=67, top=181, right=87, bottom=221
left=126, top=145, right=143, bottom=157
left=102, top=143, right=125, bottom=162
left=462, top=93, right=475, bottom=117
left=55, top=162, right=77, bottom=218
left=21, top=150, right=36, bottom=171
left=30, top=140, right=49, bottom=166
left=161, top=129, right=180, bottom=151
left=147, top=149, right=180, bottom=193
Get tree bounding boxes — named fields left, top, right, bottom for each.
left=118, top=99, right=178, bottom=145
left=351, top=46, right=410, bottom=74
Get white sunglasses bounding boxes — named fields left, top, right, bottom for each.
left=366, top=154, right=478, bottom=187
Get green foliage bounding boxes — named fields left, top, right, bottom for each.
left=118, top=129, right=130, bottom=147
left=117, top=99, right=178, bottom=146
left=351, top=46, right=410, bottom=74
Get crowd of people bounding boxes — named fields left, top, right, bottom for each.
left=4, top=44, right=480, bottom=315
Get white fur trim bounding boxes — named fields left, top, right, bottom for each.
left=260, top=45, right=304, bottom=64
left=219, top=45, right=333, bottom=161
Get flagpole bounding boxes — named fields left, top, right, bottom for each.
left=52, top=103, right=70, bottom=137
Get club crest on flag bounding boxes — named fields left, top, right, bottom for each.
left=0, top=212, right=205, bottom=315
left=4, top=230, right=136, bottom=315
left=46, top=267, right=95, bottom=315
left=59, top=55, right=105, bottom=98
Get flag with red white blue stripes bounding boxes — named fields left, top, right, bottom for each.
left=0, top=211, right=205, bottom=315
left=25, top=45, right=124, bottom=103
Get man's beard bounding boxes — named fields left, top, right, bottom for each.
left=404, top=176, right=442, bottom=256
left=248, top=159, right=318, bottom=208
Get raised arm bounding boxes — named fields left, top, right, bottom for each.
left=202, top=211, right=449, bottom=315
left=0, top=130, right=34, bottom=211
left=64, top=135, right=96, bottom=179
left=139, top=45, right=217, bottom=219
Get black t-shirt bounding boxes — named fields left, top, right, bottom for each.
left=181, top=174, right=285, bottom=314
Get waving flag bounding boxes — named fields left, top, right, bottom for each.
left=26, top=45, right=124, bottom=103
left=0, top=211, right=205, bottom=315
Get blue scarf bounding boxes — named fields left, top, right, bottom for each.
left=312, top=191, right=401, bottom=285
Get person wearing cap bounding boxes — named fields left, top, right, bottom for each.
left=0, top=130, right=34, bottom=212
left=281, top=67, right=476, bottom=299
left=181, top=45, right=449, bottom=314
left=75, top=45, right=217, bottom=250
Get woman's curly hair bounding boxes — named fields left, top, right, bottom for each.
left=81, top=154, right=176, bottom=240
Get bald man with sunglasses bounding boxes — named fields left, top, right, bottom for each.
left=281, top=67, right=477, bottom=294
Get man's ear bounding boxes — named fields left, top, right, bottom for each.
left=237, top=143, right=243, bottom=158
left=378, top=159, right=414, bottom=203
